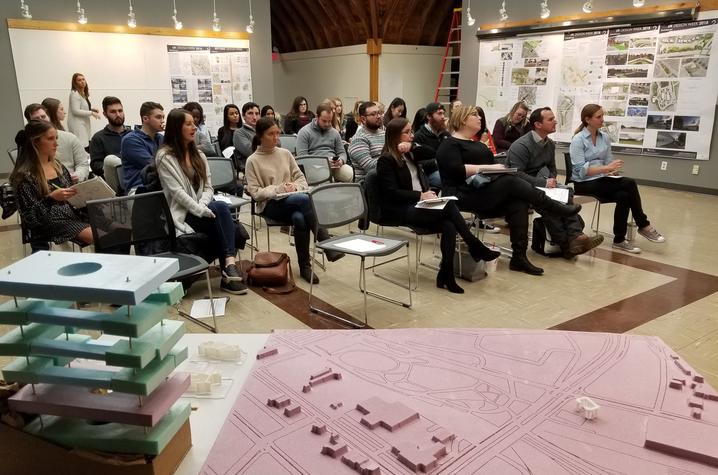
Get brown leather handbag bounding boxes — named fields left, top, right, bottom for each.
left=247, top=251, right=296, bottom=294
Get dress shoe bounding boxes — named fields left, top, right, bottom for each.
left=509, top=254, right=544, bottom=275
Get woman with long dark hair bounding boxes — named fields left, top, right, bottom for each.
left=245, top=117, right=343, bottom=283
left=473, top=106, right=497, bottom=155
left=10, top=120, right=92, bottom=245
left=41, top=97, right=90, bottom=182
left=183, top=102, right=214, bottom=155
left=569, top=103, right=664, bottom=253
left=383, top=97, right=407, bottom=126
left=156, top=108, right=247, bottom=294
left=437, top=105, right=582, bottom=276
left=67, top=72, right=100, bottom=147
left=260, top=104, right=282, bottom=131
left=217, top=104, right=242, bottom=151
left=377, top=118, right=501, bottom=293
left=283, top=96, right=314, bottom=134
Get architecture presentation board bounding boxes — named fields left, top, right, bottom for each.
left=477, top=19, right=718, bottom=160
left=8, top=27, right=251, bottom=137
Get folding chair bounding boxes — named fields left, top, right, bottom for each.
left=564, top=152, right=602, bottom=235
left=87, top=191, right=219, bottom=333
left=7, top=146, right=17, bottom=166
left=295, top=156, right=332, bottom=186
left=279, top=134, right=298, bottom=155
left=308, top=183, right=412, bottom=328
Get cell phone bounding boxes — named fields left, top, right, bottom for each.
left=331, top=156, right=339, bottom=161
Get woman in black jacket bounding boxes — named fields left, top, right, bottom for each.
left=376, top=118, right=500, bottom=294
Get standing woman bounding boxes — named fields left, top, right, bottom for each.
left=217, top=104, right=241, bottom=151
left=383, top=97, right=407, bottom=127
left=378, top=118, right=500, bottom=293
left=492, top=101, right=529, bottom=153
left=570, top=104, right=664, bottom=253
left=10, top=120, right=93, bottom=246
left=437, top=106, right=581, bottom=276
left=245, top=117, right=343, bottom=284
left=155, top=108, right=247, bottom=295
left=67, top=73, right=100, bottom=148
left=283, top=96, right=314, bottom=134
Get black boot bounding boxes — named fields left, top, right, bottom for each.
left=509, top=252, right=544, bottom=275
left=466, top=238, right=501, bottom=262
left=316, top=227, right=345, bottom=262
left=295, top=230, right=319, bottom=284
left=436, top=267, right=464, bottom=294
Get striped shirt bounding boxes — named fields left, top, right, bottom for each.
left=348, top=127, right=385, bottom=181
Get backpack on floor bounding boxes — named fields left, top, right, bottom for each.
left=531, top=216, right=563, bottom=257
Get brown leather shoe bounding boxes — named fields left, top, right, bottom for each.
left=568, top=233, right=604, bottom=256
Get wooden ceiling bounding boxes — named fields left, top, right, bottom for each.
left=270, top=0, right=461, bottom=53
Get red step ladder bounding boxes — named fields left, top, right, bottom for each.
left=434, top=7, right=462, bottom=105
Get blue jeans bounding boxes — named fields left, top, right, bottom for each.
left=262, top=193, right=316, bottom=231
left=184, top=200, right=236, bottom=258
left=427, top=170, right=441, bottom=188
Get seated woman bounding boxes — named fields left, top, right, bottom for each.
left=377, top=118, right=501, bottom=294
left=183, top=102, right=215, bottom=156
left=245, top=117, right=343, bottom=284
left=437, top=105, right=581, bottom=276
left=473, top=106, right=497, bottom=155
left=217, top=104, right=241, bottom=151
left=570, top=104, right=664, bottom=254
left=156, top=108, right=247, bottom=295
left=492, top=101, right=530, bottom=153
left=10, top=120, right=93, bottom=247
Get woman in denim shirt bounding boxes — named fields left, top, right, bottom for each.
left=569, top=104, right=665, bottom=254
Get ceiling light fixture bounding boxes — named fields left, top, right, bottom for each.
left=212, top=0, right=221, bottom=32
left=172, top=0, right=182, bottom=30
left=540, top=0, right=551, bottom=19
left=633, top=0, right=645, bottom=6
left=76, top=0, right=87, bottom=24
left=127, top=0, right=136, bottom=28
left=499, top=1, right=509, bottom=22
left=20, top=0, right=32, bottom=19
left=582, top=1, right=594, bottom=13
left=246, top=0, right=255, bottom=34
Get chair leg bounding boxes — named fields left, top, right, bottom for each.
left=176, top=271, right=218, bottom=333
left=361, top=243, right=412, bottom=309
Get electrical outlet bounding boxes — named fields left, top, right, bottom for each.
left=660, top=161, right=668, bottom=171
left=692, top=165, right=700, bottom=175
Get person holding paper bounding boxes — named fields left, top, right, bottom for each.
left=10, top=120, right=92, bottom=246
left=245, top=117, right=344, bottom=284
left=156, top=109, right=248, bottom=295
left=377, top=118, right=501, bottom=294
left=508, top=107, right=603, bottom=258
left=437, top=105, right=582, bottom=276
left=570, top=104, right=665, bottom=254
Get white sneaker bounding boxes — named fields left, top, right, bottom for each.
left=638, top=225, right=665, bottom=243
left=612, top=240, right=641, bottom=254
left=479, top=220, right=501, bottom=234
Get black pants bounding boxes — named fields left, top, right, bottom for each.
left=184, top=200, right=237, bottom=262
left=384, top=201, right=478, bottom=274
left=543, top=188, right=584, bottom=247
left=574, top=177, right=649, bottom=243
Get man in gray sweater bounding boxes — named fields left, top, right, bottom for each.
left=232, top=101, right=260, bottom=173
left=507, top=107, right=603, bottom=257
left=296, top=103, right=353, bottom=182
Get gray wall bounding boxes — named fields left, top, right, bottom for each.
left=0, top=0, right=272, bottom=174
left=460, top=0, right=718, bottom=192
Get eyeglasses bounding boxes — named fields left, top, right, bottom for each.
left=401, top=129, right=413, bottom=135
left=364, top=111, right=379, bottom=117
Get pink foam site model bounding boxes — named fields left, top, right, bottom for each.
left=201, top=328, right=718, bottom=474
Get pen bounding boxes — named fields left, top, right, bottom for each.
left=371, top=240, right=383, bottom=244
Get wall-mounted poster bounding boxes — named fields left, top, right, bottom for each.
left=477, top=19, right=718, bottom=160
left=168, top=45, right=253, bottom=133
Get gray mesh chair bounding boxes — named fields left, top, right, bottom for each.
left=7, top=146, right=17, bottom=165
left=279, top=134, right=298, bottom=155
left=308, top=183, right=412, bottom=328
left=207, top=157, right=250, bottom=211
left=295, top=156, right=332, bottom=186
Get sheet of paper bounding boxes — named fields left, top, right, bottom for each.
left=417, top=196, right=458, bottom=205
left=537, top=186, right=569, bottom=204
left=67, top=176, right=116, bottom=208
left=222, top=146, right=235, bottom=159
left=415, top=200, right=448, bottom=210
left=274, top=189, right=310, bottom=199
left=213, top=194, right=232, bottom=204
left=190, top=297, right=227, bottom=319
left=332, top=238, right=385, bottom=253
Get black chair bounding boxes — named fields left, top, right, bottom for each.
left=563, top=152, right=602, bottom=235
left=7, top=146, right=17, bottom=166
left=86, top=191, right=219, bottom=333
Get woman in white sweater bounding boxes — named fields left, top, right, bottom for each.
left=245, top=117, right=343, bottom=283
left=67, top=73, right=100, bottom=148
left=156, top=108, right=247, bottom=295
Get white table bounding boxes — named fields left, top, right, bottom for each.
left=174, top=333, right=270, bottom=475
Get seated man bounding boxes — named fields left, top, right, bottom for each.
left=412, top=102, right=449, bottom=188
left=507, top=106, right=603, bottom=258
left=120, top=101, right=164, bottom=191
left=347, top=101, right=385, bottom=181
left=296, top=102, right=353, bottom=182
left=232, top=101, right=260, bottom=174
left=24, top=103, right=89, bottom=183
left=89, top=96, right=130, bottom=192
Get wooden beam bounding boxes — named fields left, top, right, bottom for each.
left=6, top=18, right=250, bottom=39
left=479, top=2, right=697, bottom=31
left=367, top=39, right=382, bottom=101
left=699, top=0, right=718, bottom=10
left=369, top=0, right=380, bottom=40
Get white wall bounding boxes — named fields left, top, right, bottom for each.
left=272, top=44, right=444, bottom=119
